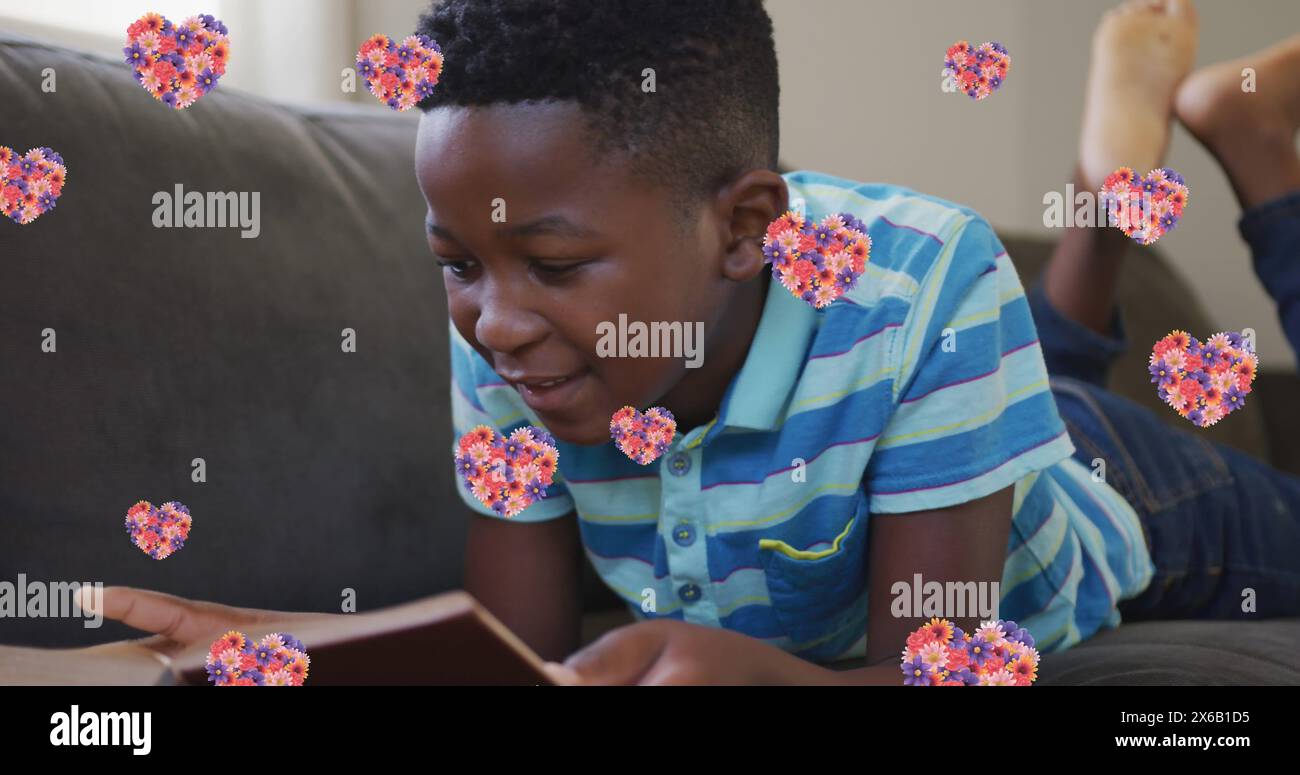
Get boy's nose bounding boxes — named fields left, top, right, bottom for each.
left=474, top=282, right=548, bottom=357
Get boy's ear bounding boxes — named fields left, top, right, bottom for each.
left=714, top=170, right=788, bottom=282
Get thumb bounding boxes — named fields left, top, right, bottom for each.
left=563, top=624, right=666, bottom=685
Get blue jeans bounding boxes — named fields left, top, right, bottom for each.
left=1029, top=190, right=1300, bottom=621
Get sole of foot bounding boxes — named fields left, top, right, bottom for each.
left=1079, top=0, right=1199, bottom=192
left=1176, top=34, right=1300, bottom=209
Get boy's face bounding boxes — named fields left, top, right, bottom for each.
left=416, top=102, right=779, bottom=445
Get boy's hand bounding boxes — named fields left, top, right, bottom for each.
left=81, top=586, right=328, bottom=659
left=544, top=619, right=838, bottom=686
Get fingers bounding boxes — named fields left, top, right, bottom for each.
left=81, top=586, right=208, bottom=642
left=562, top=624, right=667, bottom=685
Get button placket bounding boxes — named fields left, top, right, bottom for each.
left=659, top=445, right=715, bottom=622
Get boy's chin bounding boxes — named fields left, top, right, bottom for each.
left=535, top=414, right=613, bottom=447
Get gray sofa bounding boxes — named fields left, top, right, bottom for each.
left=2, top=33, right=1297, bottom=684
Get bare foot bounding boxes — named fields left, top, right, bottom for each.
left=1176, top=34, right=1300, bottom=209
left=1079, top=0, right=1199, bottom=192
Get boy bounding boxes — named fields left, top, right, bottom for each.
left=93, top=0, right=1300, bottom=685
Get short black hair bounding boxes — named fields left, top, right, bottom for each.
left=416, top=0, right=779, bottom=204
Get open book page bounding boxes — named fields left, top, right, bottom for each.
left=0, top=641, right=174, bottom=686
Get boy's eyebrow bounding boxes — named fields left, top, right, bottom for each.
left=425, top=215, right=601, bottom=241
left=499, top=215, right=600, bottom=239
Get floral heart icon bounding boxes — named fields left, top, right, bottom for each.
left=1150, top=330, right=1257, bottom=428
left=763, top=211, right=871, bottom=309
left=206, top=631, right=310, bottom=686
left=456, top=425, right=559, bottom=518
left=1100, top=167, right=1189, bottom=245
left=943, top=41, right=1010, bottom=100
left=610, top=406, right=677, bottom=465
left=1, top=146, right=67, bottom=225
left=124, top=500, right=192, bottom=560
left=356, top=33, right=443, bottom=112
left=901, top=618, right=1039, bottom=686
left=124, top=12, right=229, bottom=110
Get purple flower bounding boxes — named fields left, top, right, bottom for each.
left=253, top=643, right=275, bottom=667
left=967, top=637, right=991, bottom=666
left=124, top=43, right=147, bottom=66
left=205, top=661, right=230, bottom=682
left=525, top=478, right=547, bottom=501
left=161, top=91, right=178, bottom=108
left=357, top=59, right=376, bottom=78
left=415, top=79, right=437, bottom=100
left=174, top=24, right=197, bottom=48
left=901, top=655, right=931, bottom=686
left=1188, top=409, right=1205, bottom=426
left=1224, top=386, right=1245, bottom=411
left=1149, top=360, right=1175, bottom=385
left=813, top=225, right=835, bottom=249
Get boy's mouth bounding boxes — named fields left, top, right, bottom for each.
left=502, top=368, right=592, bottom=414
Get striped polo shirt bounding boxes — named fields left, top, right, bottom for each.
left=449, top=171, right=1155, bottom=659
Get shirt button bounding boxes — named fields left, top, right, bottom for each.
left=677, top=583, right=701, bottom=603
left=668, top=452, right=691, bottom=476
left=672, top=523, right=696, bottom=547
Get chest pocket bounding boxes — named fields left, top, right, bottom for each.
left=758, top=490, right=870, bottom=660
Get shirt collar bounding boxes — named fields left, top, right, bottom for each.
left=711, top=270, right=819, bottom=434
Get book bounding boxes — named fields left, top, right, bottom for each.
left=0, top=591, right=555, bottom=686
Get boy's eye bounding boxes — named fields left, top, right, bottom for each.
left=529, top=258, right=592, bottom=278
left=435, top=258, right=476, bottom=278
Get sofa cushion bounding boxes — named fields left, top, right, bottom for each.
left=1036, top=617, right=1300, bottom=685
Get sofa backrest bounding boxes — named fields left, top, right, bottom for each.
left=1, top=33, right=468, bottom=646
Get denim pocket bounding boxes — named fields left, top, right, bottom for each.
left=758, top=492, right=869, bottom=657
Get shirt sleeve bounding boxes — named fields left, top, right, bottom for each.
left=449, top=323, right=575, bottom=522
left=865, top=215, right=1075, bottom=513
